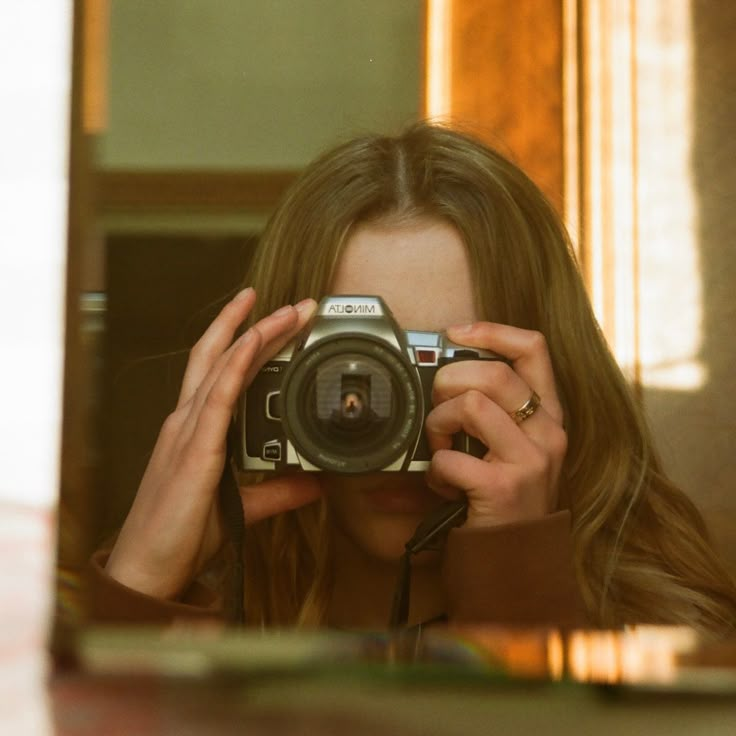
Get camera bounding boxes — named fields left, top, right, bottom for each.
left=236, top=295, right=505, bottom=474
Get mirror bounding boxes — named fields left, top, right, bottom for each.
left=56, top=0, right=736, bottom=653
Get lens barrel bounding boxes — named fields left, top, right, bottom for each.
left=280, top=335, right=421, bottom=473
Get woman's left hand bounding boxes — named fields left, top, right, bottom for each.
left=424, top=321, right=567, bottom=529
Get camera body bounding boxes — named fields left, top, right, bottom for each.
left=236, top=295, right=505, bottom=474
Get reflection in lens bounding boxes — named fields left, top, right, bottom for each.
left=335, top=374, right=371, bottom=428
left=341, top=390, right=364, bottom=419
left=310, top=354, right=395, bottom=451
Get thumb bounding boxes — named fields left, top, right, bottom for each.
left=240, top=473, right=324, bottom=525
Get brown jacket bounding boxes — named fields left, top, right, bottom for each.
left=87, top=510, right=587, bottom=628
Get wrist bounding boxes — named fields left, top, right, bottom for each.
left=105, top=548, right=185, bottom=601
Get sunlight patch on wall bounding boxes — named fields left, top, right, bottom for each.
left=581, top=0, right=705, bottom=392
left=424, top=0, right=453, bottom=119
left=636, top=1, right=705, bottom=391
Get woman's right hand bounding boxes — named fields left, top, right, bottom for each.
left=105, top=288, right=322, bottom=601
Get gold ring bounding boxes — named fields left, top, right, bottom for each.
left=510, top=391, right=541, bottom=424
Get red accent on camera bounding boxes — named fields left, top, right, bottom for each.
left=415, top=349, right=439, bottom=365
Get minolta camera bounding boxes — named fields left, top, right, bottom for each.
left=236, top=295, right=504, bottom=474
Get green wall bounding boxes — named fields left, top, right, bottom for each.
left=99, top=0, right=422, bottom=170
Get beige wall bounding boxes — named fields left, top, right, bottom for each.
left=580, top=1, right=736, bottom=575
left=640, top=1, right=736, bottom=573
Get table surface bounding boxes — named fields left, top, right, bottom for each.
left=48, top=668, right=736, bottom=736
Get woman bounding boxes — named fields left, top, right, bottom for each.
left=91, top=122, right=736, bottom=635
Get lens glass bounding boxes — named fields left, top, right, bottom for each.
left=307, top=353, right=395, bottom=452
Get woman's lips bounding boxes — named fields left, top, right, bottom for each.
left=361, top=484, right=442, bottom=514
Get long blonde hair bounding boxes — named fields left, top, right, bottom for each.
left=240, top=121, right=736, bottom=633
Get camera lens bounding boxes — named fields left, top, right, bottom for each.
left=314, top=355, right=391, bottom=442
left=281, top=337, right=422, bottom=473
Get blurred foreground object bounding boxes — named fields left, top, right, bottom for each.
left=48, top=624, right=736, bottom=735
left=75, top=624, right=736, bottom=693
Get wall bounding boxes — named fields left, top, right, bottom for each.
left=640, top=1, right=736, bottom=573
left=98, top=0, right=422, bottom=170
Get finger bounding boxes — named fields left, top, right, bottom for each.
left=426, top=449, right=550, bottom=523
left=182, top=299, right=318, bottom=459
left=424, top=389, right=551, bottom=463
left=178, top=287, right=257, bottom=408
left=426, top=448, right=500, bottom=497
left=420, top=469, right=464, bottom=502
left=445, top=322, right=563, bottom=424
left=240, top=474, right=324, bottom=525
left=185, top=328, right=265, bottom=456
left=187, top=303, right=297, bottom=418
left=188, top=299, right=316, bottom=424
left=432, top=359, right=545, bottom=420
left=242, top=298, right=318, bottom=386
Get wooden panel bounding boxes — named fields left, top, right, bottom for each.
left=56, top=0, right=98, bottom=639
left=448, top=0, right=565, bottom=207
left=96, top=169, right=300, bottom=212
left=82, top=0, right=109, bottom=133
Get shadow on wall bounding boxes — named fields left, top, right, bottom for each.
left=645, top=1, right=736, bottom=578
left=98, top=235, right=258, bottom=545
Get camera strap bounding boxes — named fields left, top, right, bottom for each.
left=220, top=424, right=246, bottom=625
left=388, top=500, right=468, bottom=629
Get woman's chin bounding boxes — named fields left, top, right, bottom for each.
left=336, top=510, right=442, bottom=566
left=324, top=473, right=447, bottom=564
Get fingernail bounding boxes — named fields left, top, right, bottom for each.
left=272, top=304, right=294, bottom=318
left=448, top=323, right=474, bottom=334
left=295, top=298, right=317, bottom=314
left=234, top=287, right=254, bottom=302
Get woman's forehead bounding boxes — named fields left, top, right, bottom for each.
left=330, top=218, right=479, bottom=331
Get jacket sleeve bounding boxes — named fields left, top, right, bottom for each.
left=442, top=510, right=589, bottom=628
left=86, top=550, right=224, bottom=625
